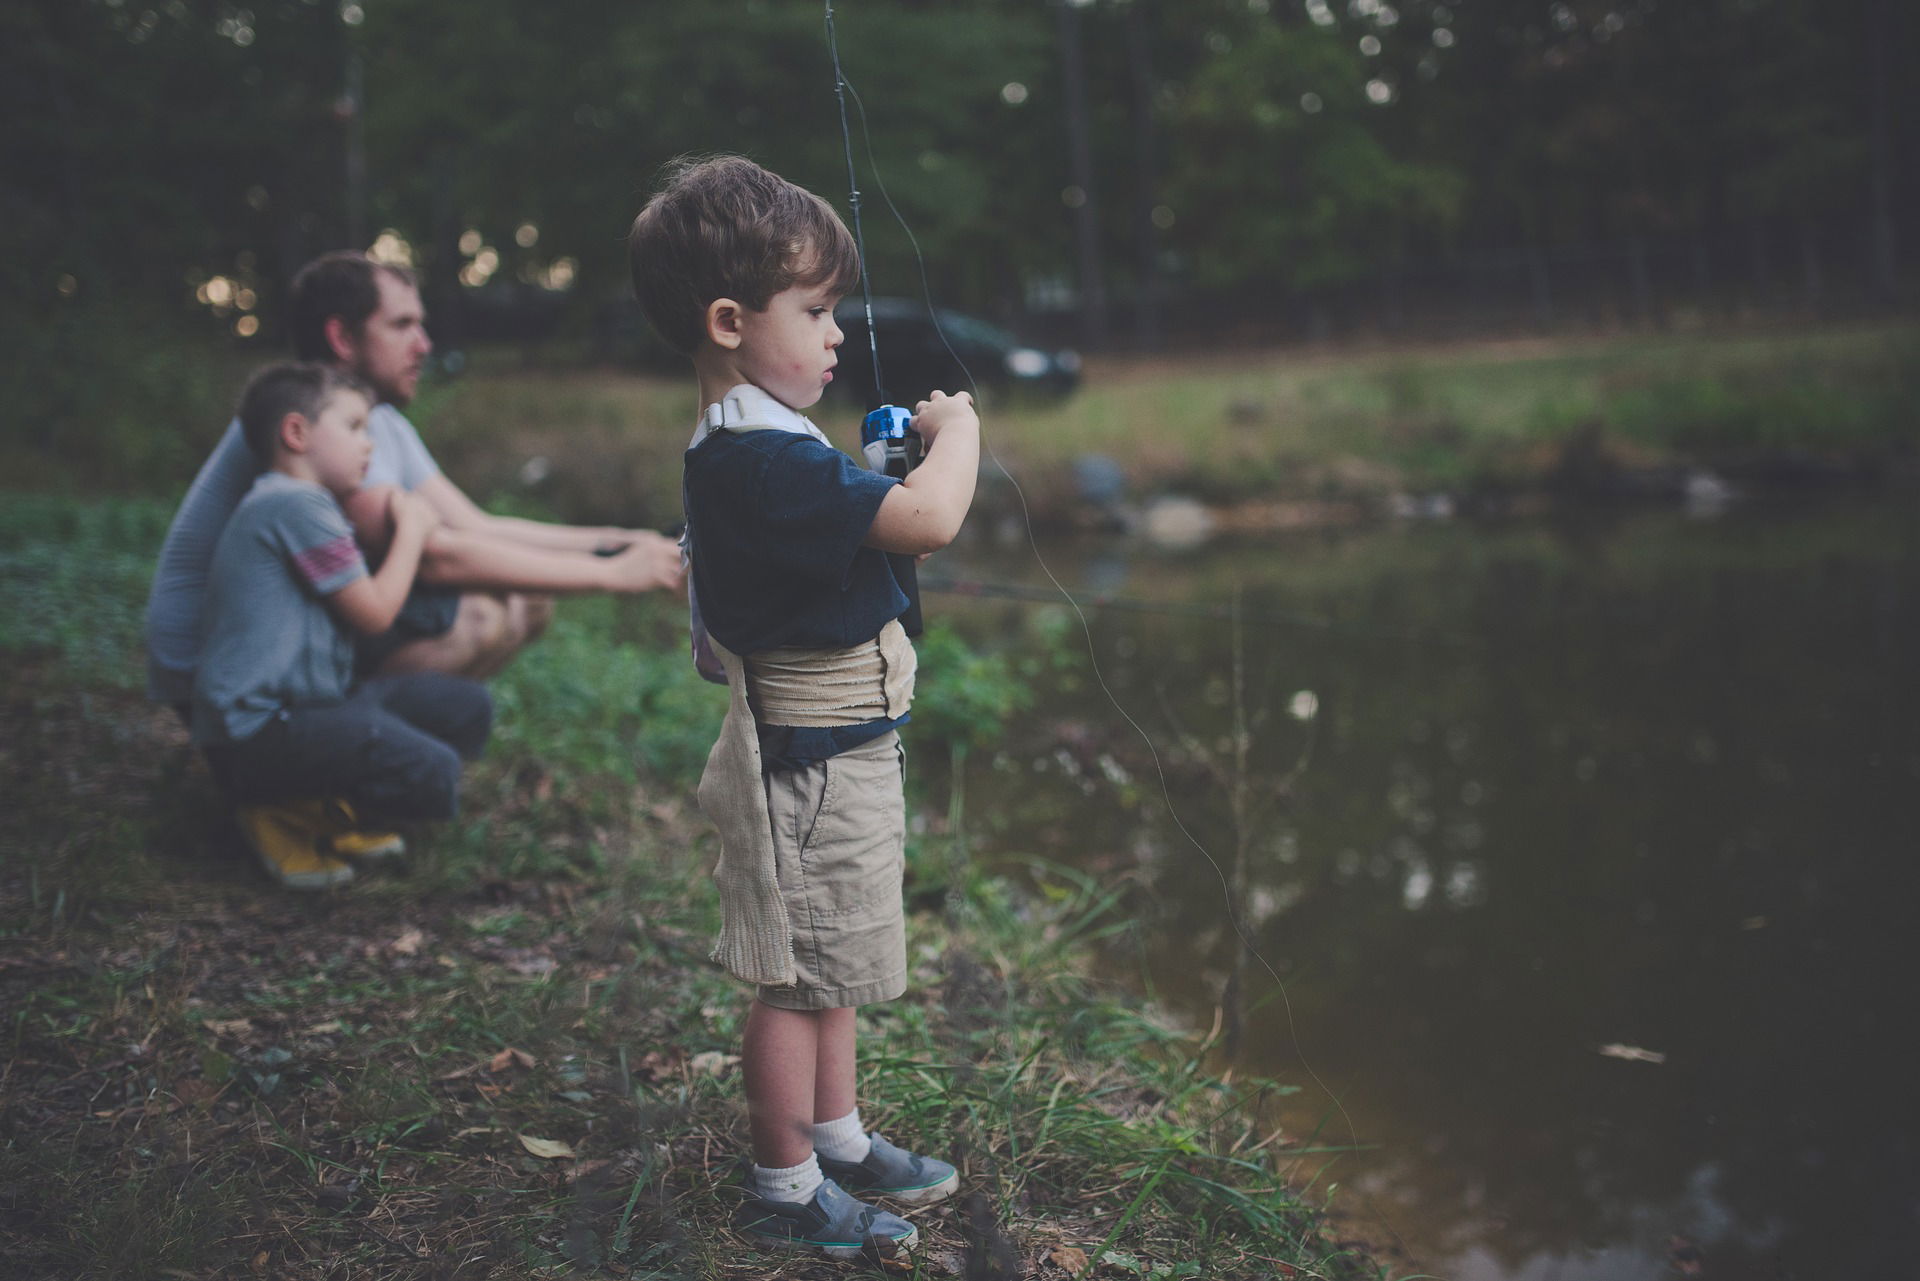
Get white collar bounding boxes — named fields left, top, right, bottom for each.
left=690, top=384, right=829, bottom=449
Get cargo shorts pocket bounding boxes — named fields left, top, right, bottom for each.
left=796, top=733, right=905, bottom=923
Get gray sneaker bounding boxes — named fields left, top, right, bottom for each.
left=733, top=1177, right=919, bottom=1259
left=818, top=1132, right=960, bottom=1206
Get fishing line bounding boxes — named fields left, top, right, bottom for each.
left=822, top=2, right=1408, bottom=1259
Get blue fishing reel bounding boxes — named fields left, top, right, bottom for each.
left=860, top=404, right=923, bottom=479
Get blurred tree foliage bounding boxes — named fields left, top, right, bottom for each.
left=1, top=0, right=1908, bottom=432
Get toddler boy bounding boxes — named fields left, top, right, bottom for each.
left=193, top=362, right=492, bottom=888
left=629, top=155, right=980, bottom=1258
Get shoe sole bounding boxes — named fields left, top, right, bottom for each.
left=330, top=835, right=405, bottom=861
left=253, top=845, right=354, bottom=890
left=737, top=1222, right=918, bottom=1260
left=867, top=1169, right=959, bottom=1205
left=823, top=1164, right=960, bottom=1206
left=260, top=857, right=354, bottom=890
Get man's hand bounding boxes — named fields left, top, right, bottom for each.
left=388, top=487, right=440, bottom=538
left=599, top=530, right=687, bottom=595
left=911, top=390, right=977, bottom=445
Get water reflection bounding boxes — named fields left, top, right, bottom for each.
left=935, top=501, right=1920, bottom=1280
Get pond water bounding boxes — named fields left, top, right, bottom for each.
left=930, top=497, right=1919, bottom=1281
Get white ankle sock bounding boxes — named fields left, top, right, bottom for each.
left=813, top=1108, right=872, bottom=1162
left=752, top=1153, right=823, bottom=1204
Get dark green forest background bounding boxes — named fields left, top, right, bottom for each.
left=4, top=0, right=1912, bottom=462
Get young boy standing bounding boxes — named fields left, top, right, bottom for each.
left=629, top=155, right=980, bottom=1257
left=193, top=363, right=493, bottom=889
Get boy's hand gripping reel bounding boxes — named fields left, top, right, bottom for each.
left=861, top=405, right=925, bottom=637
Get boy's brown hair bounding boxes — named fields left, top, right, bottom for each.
left=237, top=361, right=372, bottom=464
left=628, top=155, right=861, bottom=356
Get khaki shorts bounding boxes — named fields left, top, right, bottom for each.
left=756, top=731, right=907, bottom=1010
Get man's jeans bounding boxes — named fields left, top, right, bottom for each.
left=204, top=674, right=492, bottom=822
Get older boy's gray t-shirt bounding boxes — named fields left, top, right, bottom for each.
left=145, top=404, right=438, bottom=703
left=190, top=472, right=368, bottom=747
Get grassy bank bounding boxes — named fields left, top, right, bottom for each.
left=7, top=322, right=1911, bottom=527
left=0, top=495, right=1380, bottom=1280
left=410, top=322, right=1920, bottom=528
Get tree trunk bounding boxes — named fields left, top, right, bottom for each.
left=1123, top=0, right=1161, bottom=351
left=1056, top=0, right=1109, bottom=351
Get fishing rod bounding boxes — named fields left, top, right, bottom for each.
left=827, top=0, right=925, bottom=637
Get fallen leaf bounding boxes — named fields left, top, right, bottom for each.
left=1049, top=1245, right=1090, bottom=1276
left=634, top=1048, right=685, bottom=1082
left=569, top=1158, right=612, bottom=1181
left=202, top=1018, right=253, bottom=1037
left=490, top=1046, right=536, bottom=1073
left=389, top=928, right=425, bottom=956
left=689, top=1051, right=740, bottom=1076
left=301, top=1019, right=344, bottom=1036
left=518, top=1134, right=576, bottom=1160
left=1597, top=1043, right=1667, bottom=1064
left=505, top=951, right=558, bottom=977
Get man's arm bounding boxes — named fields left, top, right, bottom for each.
left=414, top=473, right=632, bottom=552
left=418, top=523, right=683, bottom=593
left=343, top=485, right=685, bottom=596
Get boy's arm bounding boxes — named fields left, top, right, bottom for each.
left=327, top=490, right=436, bottom=635
left=865, top=391, right=980, bottom=555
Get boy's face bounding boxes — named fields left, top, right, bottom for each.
left=734, top=278, right=844, bottom=411
left=301, top=389, right=376, bottom=499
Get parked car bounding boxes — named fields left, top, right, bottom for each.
left=830, top=298, right=1079, bottom=410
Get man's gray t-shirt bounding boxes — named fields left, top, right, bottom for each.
left=191, top=472, right=369, bottom=747
left=145, top=403, right=438, bottom=703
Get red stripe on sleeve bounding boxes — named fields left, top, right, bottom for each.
left=292, top=536, right=363, bottom=587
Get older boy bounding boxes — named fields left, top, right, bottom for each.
left=629, top=155, right=979, bottom=1258
left=194, top=362, right=492, bottom=888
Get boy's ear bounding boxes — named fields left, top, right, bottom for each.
left=322, top=314, right=358, bottom=365
left=279, top=411, right=312, bottom=455
left=704, top=298, right=745, bottom=350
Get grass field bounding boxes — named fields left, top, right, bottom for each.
left=397, top=321, right=1920, bottom=530
left=0, top=495, right=1383, bottom=1279
left=10, top=320, right=1909, bottom=528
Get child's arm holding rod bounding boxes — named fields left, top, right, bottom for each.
left=864, top=391, right=979, bottom=555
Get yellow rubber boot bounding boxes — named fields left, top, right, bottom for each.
left=236, top=802, right=354, bottom=890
